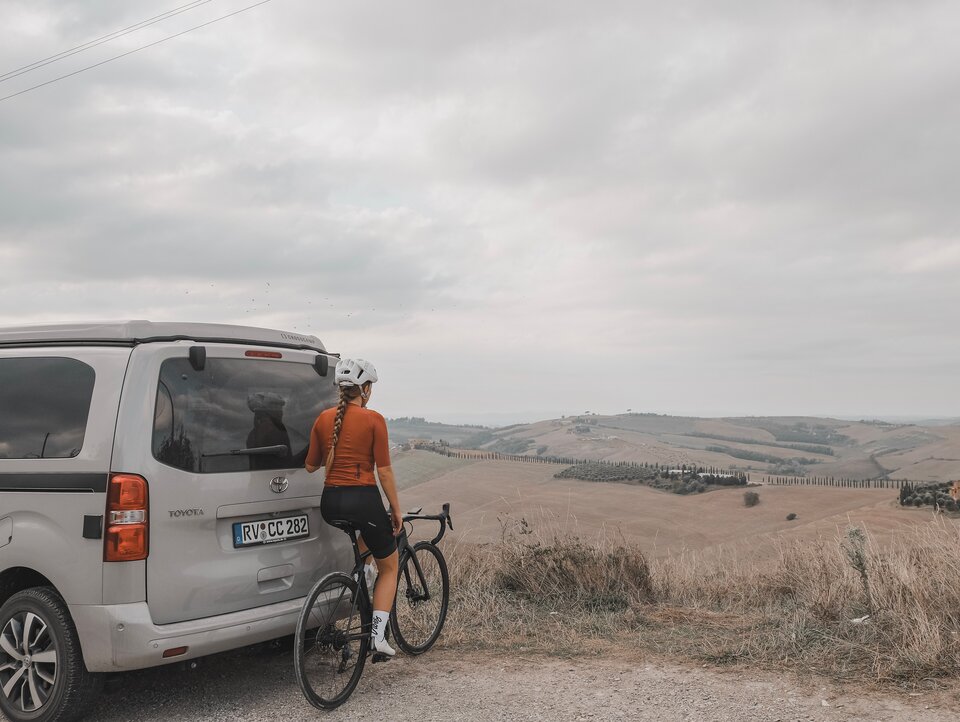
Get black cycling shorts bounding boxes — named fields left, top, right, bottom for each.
left=320, top=485, right=397, bottom=559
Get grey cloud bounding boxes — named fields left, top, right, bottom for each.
left=2, top=0, right=959, bottom=418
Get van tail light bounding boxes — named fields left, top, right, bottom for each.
left=104, top=473, right=149, bottom=562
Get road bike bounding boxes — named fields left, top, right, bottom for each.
left=294, top=503, right=452, bottom=709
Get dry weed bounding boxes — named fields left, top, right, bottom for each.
left=442, top=514, right=960, bottom=684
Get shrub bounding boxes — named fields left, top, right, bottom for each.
left=743, top=491, right=760, bottom=507
left=492, top=536, right=653, bottom=611
left=699, top=473, right=747, bottom=487
left=786, top=513, right=797, bottom=521
left=555, top=462, right=657, bottom=485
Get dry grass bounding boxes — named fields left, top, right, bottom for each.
left=399, top=457, right=920, bottom=555
left=441, top=516, right=652, bottom=654
left=442, top=516, right=960, bottom=685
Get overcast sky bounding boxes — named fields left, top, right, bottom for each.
left=2, top=1, right=958, bottom=424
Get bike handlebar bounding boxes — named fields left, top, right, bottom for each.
left=402, top=502, right=453, bottom=545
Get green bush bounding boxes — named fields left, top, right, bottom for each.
left=786, top=512, right=797, bottom=521
left=744, top=491, right=760, bottom=507
left=554, top=462, right=656, bottom=484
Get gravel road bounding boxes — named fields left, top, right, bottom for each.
left=83, top=642, right=952, bottom=722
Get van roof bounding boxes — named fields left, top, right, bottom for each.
left=0, top=321, right=328, bottom=353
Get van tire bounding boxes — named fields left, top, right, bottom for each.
left=0, top=587, right=103, bottom=722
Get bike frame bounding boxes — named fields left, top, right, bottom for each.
left=334, top=503, right=453, bottom=648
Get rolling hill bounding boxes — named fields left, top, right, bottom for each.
left=388, top=413, right=960, bottom=482
left=392, top=452, right=945, bottom=558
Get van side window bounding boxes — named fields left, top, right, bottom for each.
left=0, top=357, right=96, bottom=459
left=152, top=357, right=337, bottom=473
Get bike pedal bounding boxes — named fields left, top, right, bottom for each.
left=371, top=653, right=393, bottom=663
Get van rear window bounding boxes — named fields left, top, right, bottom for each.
left=0, top=357, right=96, bottom=459
left=152, top=357, right=337, bottom=473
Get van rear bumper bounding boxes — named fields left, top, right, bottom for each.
left=70, top=597, right=305, bottom=672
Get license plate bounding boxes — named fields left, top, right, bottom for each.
left=233, top=514, right=309, bottom=548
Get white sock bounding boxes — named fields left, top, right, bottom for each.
left=371, top=610, right=390, bottom=642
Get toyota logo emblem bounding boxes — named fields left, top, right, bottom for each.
left=270, top=477, right=289, bottom=493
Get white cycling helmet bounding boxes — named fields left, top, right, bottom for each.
left=335, top=358, right=378, bottom=388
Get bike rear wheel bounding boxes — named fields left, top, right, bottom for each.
left=294, top=572, right=370, bottom=710
left=390, top=541, right=449, bottom=654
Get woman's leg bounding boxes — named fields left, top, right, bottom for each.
left=369, top=549, right=399, bottom=655
left=372, top=549, right=399, bottom=611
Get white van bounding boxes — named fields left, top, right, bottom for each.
left=0, top=321, right=349, bottom=722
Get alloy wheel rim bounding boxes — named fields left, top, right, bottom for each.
left=0, top=612, right=58, bottom=712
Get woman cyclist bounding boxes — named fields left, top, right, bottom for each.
left=305, top=358, right=402, bottom=656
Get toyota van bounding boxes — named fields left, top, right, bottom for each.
left=0, top=321, right=348, bottom=722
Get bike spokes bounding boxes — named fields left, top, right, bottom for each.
left=390, top=542, right=449, bottom=655
left=295, top=574, right=370, bottom=709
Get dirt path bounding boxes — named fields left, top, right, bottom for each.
left=85, top=645, right=952, bottom=721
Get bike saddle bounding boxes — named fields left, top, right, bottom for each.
left=327, top=518, right=356, bottom=533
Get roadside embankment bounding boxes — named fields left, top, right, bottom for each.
left=444, top=517, right=960, bottom=687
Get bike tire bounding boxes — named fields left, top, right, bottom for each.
left=390, top=541, right=449, bottom=654
left=294, top=572, right=371, bottom=710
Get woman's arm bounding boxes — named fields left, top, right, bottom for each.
left=377, top=465, right=403, bottom=534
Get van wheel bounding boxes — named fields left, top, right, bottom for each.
left=0, top=588, right=103, bottom=722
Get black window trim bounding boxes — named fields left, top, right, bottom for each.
left=0, top=473, right=108, bottom=493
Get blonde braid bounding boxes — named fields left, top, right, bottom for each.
left=325, top=386, right=360, bottom=479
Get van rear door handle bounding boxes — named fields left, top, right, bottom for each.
left=257, top=564, right=294, bottom=583
left=257, top=564, right=295, bottom=594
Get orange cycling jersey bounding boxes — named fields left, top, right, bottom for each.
left=306, top=405, right=391, bottom=487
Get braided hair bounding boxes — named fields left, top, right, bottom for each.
left=325, top=384, right=363, bottom=479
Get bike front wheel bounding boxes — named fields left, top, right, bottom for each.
left=390, top=541, right=450, bottom=654
left=294, top=572, right=370, bottom=710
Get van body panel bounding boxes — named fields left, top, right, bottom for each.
left=0, top=347, right=130, bottom=606
left=71, top=593, right=328, bottom=672
left=101, top=560, right=146, bottom=605
left=216, top=495, right=323, bottom=519
left=113, top=341, right=347, bottom=625
left=0, top=506, right=105, bottom=605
